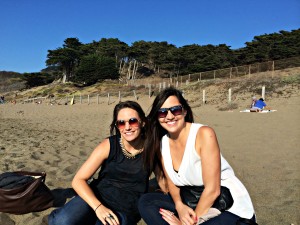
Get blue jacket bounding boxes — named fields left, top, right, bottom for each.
left=254, top=100, right=266, bottom=109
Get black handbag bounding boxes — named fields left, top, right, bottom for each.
left=236, top=218, right=258, bottom=225
left=0, top=171, right=54, bottom=214
left=180, top=185, right=234, bottom=211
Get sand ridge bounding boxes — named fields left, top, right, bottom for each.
left=0, top=95, right=299, bottom=225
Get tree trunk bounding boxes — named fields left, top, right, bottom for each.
left=62, top=73, right=67, bottom=83
left=127, top=61, right=132, bottom=80
left=134, top=61, right=138, bottom=78
left=132, top=60, right=137, bottom=80
left=119, top=60, right=123, bottom=74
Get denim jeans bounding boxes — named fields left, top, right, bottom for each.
left=138, top=192, right=256, bottom=225
left=48, top=195, right=139, bottom=225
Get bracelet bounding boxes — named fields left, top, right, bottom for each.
left=94, top=203, right=102, bottom=212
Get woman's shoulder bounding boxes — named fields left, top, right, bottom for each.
left=196, top=124, right=216, bottom=138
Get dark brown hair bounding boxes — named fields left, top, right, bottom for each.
left=144, top=87, right=194, bottom=175
left=109, top=100, right=147, bottom=137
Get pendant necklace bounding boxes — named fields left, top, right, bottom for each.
left=119, top=137, right=143, bottom=159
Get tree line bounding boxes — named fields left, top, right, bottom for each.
left=4, top=29, right=299, bottom=88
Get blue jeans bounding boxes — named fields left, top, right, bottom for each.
left=138, top=192, right=256, bottom=225
left=48, top=195, right=139, bottom=225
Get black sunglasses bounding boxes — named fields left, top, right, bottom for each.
left=115, top=118, right=140, bottom=129
left=157, top=105, right=183, bottom=118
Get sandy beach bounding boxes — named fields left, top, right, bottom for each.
left=0, top=93, right=299, bottom=225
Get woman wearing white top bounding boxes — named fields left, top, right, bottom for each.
left=139, top=87, right=256, bottom=225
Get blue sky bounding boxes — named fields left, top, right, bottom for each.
left=0, top=0, right=299, bottom=73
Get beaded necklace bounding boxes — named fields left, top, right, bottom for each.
left=119, top=137, right=143, bottom=159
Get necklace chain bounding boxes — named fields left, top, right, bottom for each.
left=119, top=137, right=143, bottom=159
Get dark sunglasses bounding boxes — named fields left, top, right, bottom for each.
left=157, top=105, right=183, bottom=118
left=115, top=118, right=140, bottom=129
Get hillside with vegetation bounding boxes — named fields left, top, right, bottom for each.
left=1, top=29, right=299, bottom=89
left=0, top=29, right=299, bottom=107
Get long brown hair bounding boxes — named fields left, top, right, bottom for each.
left=144, top=87, right=194, bottom=176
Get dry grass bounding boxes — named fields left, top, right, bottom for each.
left=2, top=67, right=300, bottom=107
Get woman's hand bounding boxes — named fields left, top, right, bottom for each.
left=176, top=203, right=197, bottom=225
left=159, top=208, right=182, bottom=225
left=95, top=204, right=120, bottom=225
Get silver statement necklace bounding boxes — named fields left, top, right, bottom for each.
left=119, top=137, right=143, bottom=159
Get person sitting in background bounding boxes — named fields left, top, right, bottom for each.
left=250, top=96, right=257, bottom=108
left=250, top=98, right=266, bottom=112
left=0, top=96, right=4, bottom=104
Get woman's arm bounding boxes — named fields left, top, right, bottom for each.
left=72, top=138, right=119, bottom=225
left=161, top=159, right=197, bottom=225
left=194, top=126, right=221, bottom=218
left=153, top=164, right=169, bottom=193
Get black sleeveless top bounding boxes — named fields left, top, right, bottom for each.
left=91, top=135, right=149, bottom=218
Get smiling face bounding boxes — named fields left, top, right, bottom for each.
left=116, top=108, right=143, bottom=143
left=158, top=96, right=186, bottom=134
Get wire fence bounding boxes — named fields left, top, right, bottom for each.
left=7, top=56, right=299, bottom=106
left=127, top=56, right=300, bottom=87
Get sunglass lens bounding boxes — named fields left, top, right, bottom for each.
left=158, top=109, right=168, bottom=118
left=170, top=106, right=183, bottom=116
left=116, top=120, right=126, bottom=129
left=129, top=118, right=139, bottom=126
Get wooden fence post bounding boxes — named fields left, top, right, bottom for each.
left=228, top=88, right=232, bottom=104
left=97, top=94, right=99, bottom=104
left=262, top=86, right=265, bottom=100
left=133, top=90, right=137, bottom=100
left=272, top=61, right=275, bottom=78
left=87, top=95, right=90, bottom=105
left=107, top=93, right=110, bottom=105
left=203, top=90, right=206, bottom=104
left=248, top=65, right=251, bottom=78
left=119, top=91, right=121, bottom=102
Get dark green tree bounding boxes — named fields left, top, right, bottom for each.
left=46, top=38, right=83, bottom=82
left=22, top=72, right=55, bottom=88
left=128, top=41, right=151, bottom=63
left=74, top=54, right=119, bottom=85
left=96, top=38, right=129, bottom=64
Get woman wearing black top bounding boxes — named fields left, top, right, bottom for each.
left=48, top=101, right=149, bottom=225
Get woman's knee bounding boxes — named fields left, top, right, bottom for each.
left=138, top=193, right=160, bottom=212
left=48, top=196, right=95, bottom=225
left=48, top=208, right=74, bottom=225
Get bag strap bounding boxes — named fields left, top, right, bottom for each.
left=15, top=171, right=46, bottom=182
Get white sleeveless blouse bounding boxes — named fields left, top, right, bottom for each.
left=161, top=123, right=255, bottom=219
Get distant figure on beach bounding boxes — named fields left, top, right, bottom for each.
left=250, top=96, right=257, bottom=108
left=48, top=101, right=150, bottom=225
left=250, top=98, right=267, bottom=112
left=0, top=96, right=4, bottom=104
